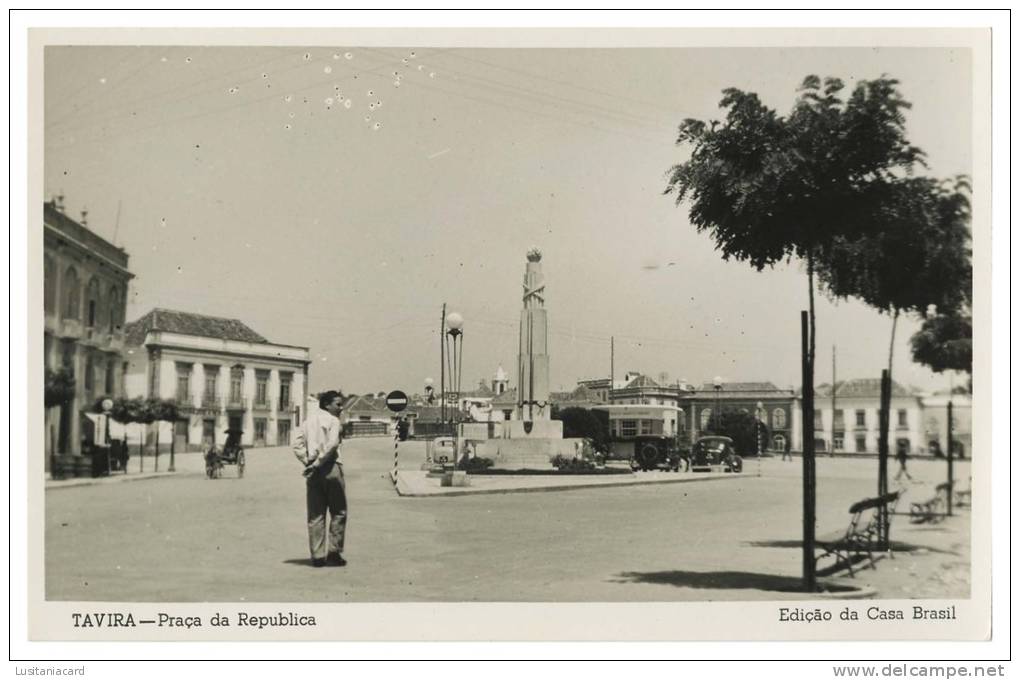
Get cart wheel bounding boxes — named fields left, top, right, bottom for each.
left=237, top=452, right=245, bottom=478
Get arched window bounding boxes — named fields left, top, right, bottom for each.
left=700, top=408, right=712, bottom=430
left=772, top=407, right=787, bottom=429
left=85, top=277, right=101, bottom=328
left=108, top=286, right=121, bottom=333
left=62, top=267, right=80, bottom=319
left=772, top=433, right=787, bottom=452
left=44, top=256, right=56, bottom=313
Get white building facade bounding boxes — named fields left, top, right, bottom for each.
left=792, top=379, right=925, bottom=455
left=122, top=309, right=310, bottom=451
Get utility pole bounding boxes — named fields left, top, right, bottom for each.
left=610, top=336, right=615, bottom=400
left=800, top=311, right=816, bottom=593
left=947, top=398, right=954, bottom=517
left=878, top=369, right=892, bottom=549
left=112, top=199, right=123, bottom=245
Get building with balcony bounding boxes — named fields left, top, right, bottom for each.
left=122, top=308, right=310, bottom=450
left=43, top=200, right=134, bottom=470
left=792, top=379, right=924, bottom=455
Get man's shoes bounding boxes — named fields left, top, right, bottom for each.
left=326, top=553, right=347, bottom=567
left=311, top=558, right=326, bottom=568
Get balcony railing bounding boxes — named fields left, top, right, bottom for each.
left=252, top=398, right=272, bottom=411
left=202, top=393, right=220, bottom=409
left=278, top=398, right=292, bottom=412
left=226, top=395, right=246, bottom=410
left=175, top=394, right=195, bottom=408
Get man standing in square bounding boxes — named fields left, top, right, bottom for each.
left=294, top=390, right=348, bottom=567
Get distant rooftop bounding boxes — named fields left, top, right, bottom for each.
left=698, top=381, right=784, bottom=393
left=125, top=308, right=270, bottom=346
left=813, top=379, right=913, bottom=399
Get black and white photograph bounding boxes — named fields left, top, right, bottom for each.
left=15, top=15, right=1005, bottom=659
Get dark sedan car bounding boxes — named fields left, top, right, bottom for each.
left=690, top=436, right=743, bottom=473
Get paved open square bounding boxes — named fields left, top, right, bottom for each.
left=45, top=438, right=971, bottom=602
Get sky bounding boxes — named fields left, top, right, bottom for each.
left=43, top=45, right=973, bottom=396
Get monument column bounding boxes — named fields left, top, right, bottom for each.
left=518, top=248, right=551, bottom=421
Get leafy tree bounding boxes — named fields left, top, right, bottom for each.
left=911, top=307, right=972, bottom=376
left=665, top=75, right=925, bottom=396
left=45, top=367, right=76, bottom=409
left=143, top=397, right=181, bottom=470
left=130, top=397, right=154, bottom=470
left=551, top=406, right=610, bottom=453
left=153, top=399, right=181, bottom=458
left=817, top=176, right=972, bottom=373
left=104, top=396, right=148, bottom=469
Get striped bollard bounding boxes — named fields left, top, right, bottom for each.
left=392, top=428, right=399, bottom=483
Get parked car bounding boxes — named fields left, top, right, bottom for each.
left=431, top=436, right=457, bottom=464
left=630, top=435, right=686, bottom=472
left=690, top=436, right=743, bottom=473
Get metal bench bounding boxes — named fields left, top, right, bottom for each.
left=816, top=491, right=901, bottom=577
left=909, top=482, right=950, bottom=523
left=954, top=478, right=972, bottom=508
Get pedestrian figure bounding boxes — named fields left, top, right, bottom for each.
left=894, top=440, right=913, bottom=482
left=293, top=390, right=348, bottom=567
left=781, top=442, right=792, bottom=462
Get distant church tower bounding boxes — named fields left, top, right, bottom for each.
left=492, top=365, right=509, bottom=395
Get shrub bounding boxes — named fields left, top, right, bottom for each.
left=550, top=455, right=598, bottom=473
left=457, top=456, right=494, bottom=473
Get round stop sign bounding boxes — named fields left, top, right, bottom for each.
left=385, top=390, right=409, bottom=413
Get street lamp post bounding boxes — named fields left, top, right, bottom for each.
left=445, top=312, right=464, bottom=451
left=713, top=376, right=723, bottom=434
left=101, top=398, right=114, bottom=476
left=755, top=400, right=764, bottom=478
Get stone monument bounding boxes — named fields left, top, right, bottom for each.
left=479, top=248, right=576, bottom=469
left=510, top=248, right=562, bottom=438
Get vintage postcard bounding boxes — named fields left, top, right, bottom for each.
left=22, top=23, right=995, bottom=646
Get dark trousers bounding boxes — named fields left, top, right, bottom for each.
left=306, top=462, right=347, bottom=559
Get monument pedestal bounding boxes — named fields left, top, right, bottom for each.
left=506, top=419, right=563, bottom=439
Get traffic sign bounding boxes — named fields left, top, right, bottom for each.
left=385, top=390, right=409, bottom=412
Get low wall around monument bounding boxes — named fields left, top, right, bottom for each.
left=477, top=437, right=585, bottom=470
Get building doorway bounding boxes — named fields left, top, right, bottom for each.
left=202, top=419, right=216, bottom=447
left=228, top=415, right=243, bottom=435
left=58, top=403, right=72, bottom=454
left=174, top=419, right=189, bottom=452
left=254, top=418, right=267, bottom=447
left=277, top=419, right=291, bottom=446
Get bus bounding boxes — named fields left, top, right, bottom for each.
left=600, top=404, right=687, bottom=470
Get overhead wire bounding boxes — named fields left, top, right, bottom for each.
left=46, top=47, right=311, bottom=135
left=45, top=47, right=457, bottom=150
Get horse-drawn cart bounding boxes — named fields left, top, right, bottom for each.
left=205, top=429, right=246, bottom=479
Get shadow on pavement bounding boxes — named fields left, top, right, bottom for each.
left=745, top=539, right=960, bottom=556
left=283, top=558, right=317, bottom=567
left=611, top=569, right=858, bottom=593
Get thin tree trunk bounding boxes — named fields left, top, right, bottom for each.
left=887, top=308, right=900, bottom=376
left=807, top=253, right=816, bottom=372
